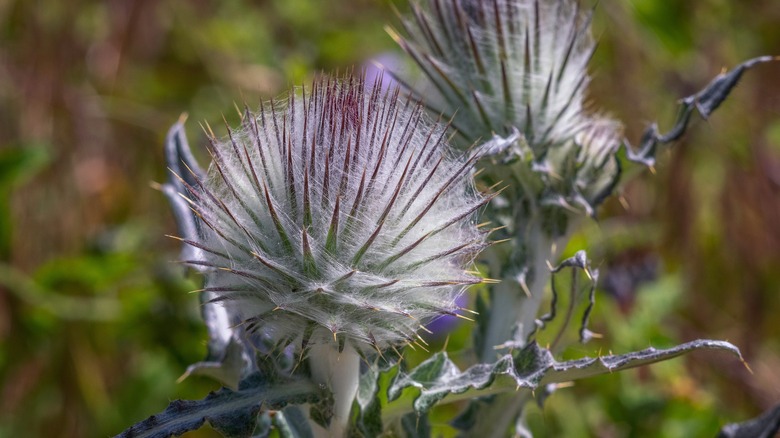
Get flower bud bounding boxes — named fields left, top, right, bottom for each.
left=394, top=0, right=623, bottom=219
left=174, top=74, right=489, bottom=355
left=393, top=0, right=598, bottom=147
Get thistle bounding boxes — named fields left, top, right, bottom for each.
left=391, top=0, right=596, bottom=146
left=392, top=0, right=621, bottom=215
left=385, top=1, right=761, bottom=435
left=169, top=73, right=489, bottom=432
left=117, top=3, right=770, bottom=436
left=388, top=0, right=619, bottom=363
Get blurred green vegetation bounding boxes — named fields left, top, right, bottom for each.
left=0, top=0, right=779, bottom=436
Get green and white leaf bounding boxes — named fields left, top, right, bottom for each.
left=116, top=374, right=320, bottom=438
left=627, top=55, right=779, bottom=167
left=389, top=339, right=742, bottom=415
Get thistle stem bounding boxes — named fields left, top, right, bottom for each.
left=308, top=340, right=361, bottom=437
left=516, top=230, right=557, bottom=340
left=475, top=213, right=561, bottom=437
left=479, top=222, right=555, bottom=361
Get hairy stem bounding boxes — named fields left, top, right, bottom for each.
left=479, top=220, right=556, bottom=361
left=475, top=208, right=566, bottom=436
left=308, top=340, right=361, bottom=437
left=516, top=229, right=558, bottom=340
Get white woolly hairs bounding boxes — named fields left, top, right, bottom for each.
left=179, top=74, right=489, bottom=354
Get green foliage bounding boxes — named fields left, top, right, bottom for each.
left=118, top=374, right=318, bottom=438
left=388, top=340, right=740, bottom=416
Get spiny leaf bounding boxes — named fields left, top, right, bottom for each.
left=626, top=56, right=779, bottom=167
left=388, top=339, right=742, bottom=414
left=117, top=375, right=319, bottom=438
left=162, top=121, right=206, bottom=264
left=162, top=121, right=257, bottom=387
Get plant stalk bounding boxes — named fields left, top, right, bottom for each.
left=308, top=340, right=361, bottom=437
left=479, top=220, right=556, bottom=361
left=474, top=208, right=565, bottom=437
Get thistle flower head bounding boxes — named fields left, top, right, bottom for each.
left=392, top=0, right=597, bottom=149
left=394, top=0, right=623, bottom=221
left=176, top=74, right=488, bottom=355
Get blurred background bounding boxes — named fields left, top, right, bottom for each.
left=0, top=0, right=779, bottom=436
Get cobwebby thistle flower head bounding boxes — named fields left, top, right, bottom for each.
left=175, top=73, right=489, bottom=356
left=392, top=0, right=597, bottom=148
left=393, top=0, right=623, bottom=223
